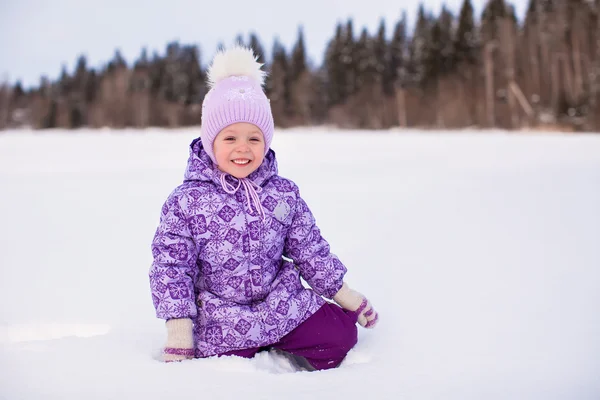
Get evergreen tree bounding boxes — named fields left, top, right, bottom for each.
left=437, top=6, right=456, bottom=75
left=290, top=27, right=307, bottom=82
left=266, top=39, right=289, bottom=124
left=390, top=12, right=408, bottom=89
left=428, top=17, right=443, bottom=80
left=324, top=23, right=347, bottom=105
left=455, top=0, right=479, bottom=65
left=72, top=55, right=89, bottom=95
left=135, top=48, right=150, bottom=69
left=287, top=26, right=313, bottom=124
left=163, top=42, right=187, bottom=102
left=131, top=48, right=150, bottom=94
left=408, top=4, right=434, bottom=86
left=355, top=28, right=378, bottom=90
left=373, top=19, right=391, bottom=93
left=149, top=51, right=166, bottom=96
left=182, top=45, right=205, bottom=104
left=107, top=49, right=127, bottom=72
left=84, top=69, right=98, bottom=103
left=12, top=81, right=25, bottom=99
left=58, top=64, right=72, bottom=97
left=234, top=34, right=245, bottom=47
left=310, top=66, right=329, bottom=123
left=248, top=33, right=266, bottom=65
left=68, top=55, right=90, bottom=127
left=342, top=19, right=357, bottom=96
left=481, top=0, right=513, bottom=42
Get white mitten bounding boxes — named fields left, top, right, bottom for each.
left=163, top=318, right=195, bottom=362
left=333, top=282, right=379, bottom=328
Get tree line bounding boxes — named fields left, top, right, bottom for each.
left=1, top=0, right=599, bottom=132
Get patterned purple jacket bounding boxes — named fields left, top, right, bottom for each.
left=149, top=138, right=347, bottom=357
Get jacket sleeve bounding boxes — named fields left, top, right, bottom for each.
left=283, top=184, right=347, bottom=299
left=149, top=188, right=199, bottom=320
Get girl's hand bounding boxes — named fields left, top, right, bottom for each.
left=163, top=318, right=195, bottom=362
left=333, top=283, right=379, bottom=328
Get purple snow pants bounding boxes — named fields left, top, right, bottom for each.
left=220, top=303, right=358, bottom=370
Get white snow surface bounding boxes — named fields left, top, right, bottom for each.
left=1, top=127, right=599, bottom=400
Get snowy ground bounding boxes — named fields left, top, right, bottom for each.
left=1, top=127, right=599, bottom=400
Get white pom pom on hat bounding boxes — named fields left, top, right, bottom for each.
left=207, top=46, right=267, bottom=88
left=200, top=46, right=274, bottom=165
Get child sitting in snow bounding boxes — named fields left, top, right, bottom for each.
left=149, top=46, right=378, bottom=370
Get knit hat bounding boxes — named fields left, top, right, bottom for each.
left=200, top=46, right=274, bottom=165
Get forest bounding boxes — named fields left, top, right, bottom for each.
left=1, top=0, right=598, bottom=132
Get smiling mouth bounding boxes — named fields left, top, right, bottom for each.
left=231, top=159, right=252, bottom=166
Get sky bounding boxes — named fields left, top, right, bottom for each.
left=1, top=127, right=599, bottom=399
left=0, top=0, right=527, bottom=88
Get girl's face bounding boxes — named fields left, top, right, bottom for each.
left=213, top=122, right=266, bottom=179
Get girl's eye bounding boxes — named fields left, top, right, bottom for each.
left=224, top=137, right=235, bottom=141
left=250, top=137, right=261, bottom=142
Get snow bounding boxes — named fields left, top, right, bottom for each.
left=1, top=127, right=599, bottom=399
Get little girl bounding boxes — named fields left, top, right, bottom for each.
left=149, top=46, right=378, bottom=370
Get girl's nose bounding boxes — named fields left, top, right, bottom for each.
left=236, top=142, right=251, bottom=152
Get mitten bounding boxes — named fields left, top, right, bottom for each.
left=333, top=282, right=379, bottom=328
left=163, top=318, right=195, bottom=362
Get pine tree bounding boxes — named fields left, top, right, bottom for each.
left=182, top=45, right=205, bottom=105
left=38, top=76, right=57, bottom=129
left=373, top=19, right=391, bottom=93
left=324, top=23, right=347, bottom=105
left=428, top=18, right=443, bottom=80
left=289, top=26, right=315, bottom=125
left=148, top=51, right=166, bottom=96
left=233, top=33, right=246, bottom=47
left=455, top=0, right=478, bottom=66
left=73, top=55, right=88, bottom=85
left=108, top=49, right=127, bottom=72
left=342, top=19, right=357, bottom=96
left=84, top=70, right=97, bottom=104
left=70, top=55, right=89, bottom=108
left=68, top=54, right=90, bottom=127
left=437, top=6, right=456, bottom=75
left=234, top=34, right=245, bottom=47
left=408, top=4, right=434, bottom=86
left=290, top=27, right=307, bottom=82
left=248, top=33, right=266, bottom=65
left=163, top=42, right=189, bottom=103
left=355, top=28, right=378, bottom=91
left=353, top=26, right=387, bottom=128
left=135, top=48, right=150, bottom=69
left=131, top=48, right=150, bottom=93
left=58, top=64, right=71, bottom=97
left=310, top=67, right=329, bottom=123
left=390, top=12, right=408, bottom=88
left=266, top=39, right=289, bottom=125
left=12, top=81, right=25, bottom=99
left=481, top=0, right=510, bottom=42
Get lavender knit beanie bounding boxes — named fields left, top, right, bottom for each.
left=200, top=46, right=274, bottom=165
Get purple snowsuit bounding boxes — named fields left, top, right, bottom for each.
left=149, top=138, right=347, bottom=358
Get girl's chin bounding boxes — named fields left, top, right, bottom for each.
left=230, top=172, right=251, bottom=178
left=218, top=165, right=256, bottom=179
